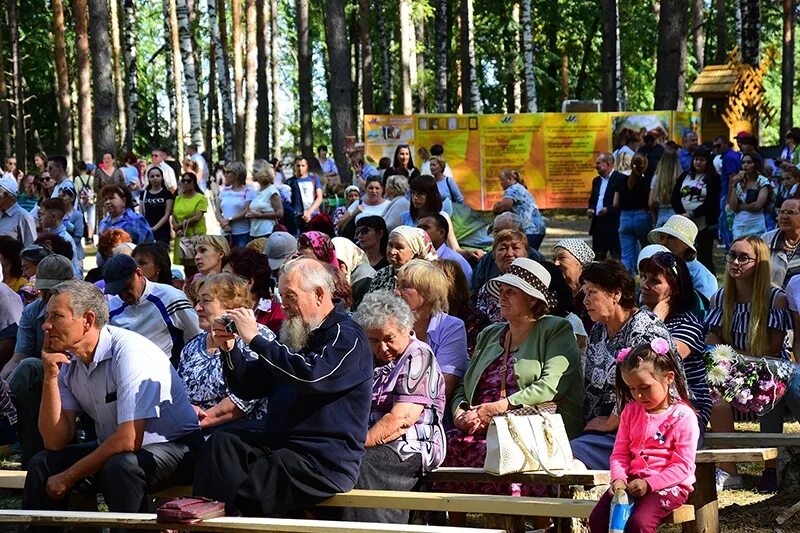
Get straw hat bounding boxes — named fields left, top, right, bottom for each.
left=648, top=215, right=698, bottom=252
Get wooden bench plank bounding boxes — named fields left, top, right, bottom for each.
left=0, top=510, right=503, bottom=533
left=0, top=470, right=25, bottom=489
left=426, top=467, right=611, bottom=485
left=703, top=433, right=800, bottom=448
left=695, top=447, right=777, bottom=463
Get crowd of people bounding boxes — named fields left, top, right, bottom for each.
left=0, top=129, right=797, bottom=532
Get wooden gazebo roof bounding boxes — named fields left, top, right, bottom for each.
left=688, top=65, right=740, bottom=96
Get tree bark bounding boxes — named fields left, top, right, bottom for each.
left=0, top=19, right=9, bottom=159
left=296, top=0, right=313, bottom=156
left=459, top=0, right=481, bottom=113
left=270, top=0, right=280, bottom=158
left=74, top=0, right=93, bottom=162
left=520, top=0, right=537, bottom=112
left=52, top=0, right=73, bottom=164
left=324, top=0, right=354, bottom=183
left=232, top=0, right=245, bottom=159
left=692, top=0, right=704, bottom=110
left=433, top=0, right=448, bottom=112
left=575, top=16, right=599, bottom=100
left=122, top=0, right=139, bottom=152
left=781, top=0, right=795, bottom=135
left=89, top=0, right=117, bottom=160
left=244, top=0, right=258, bottom=168
left=186, top=0, right=204, bottom=137
left=207, top=40, right=216, bottom=159
left=176, top=0, right=203, bottom=146
left=358, top=0, right=374, bottom=115
left=209, top=0, right=234, bottom=160
left=8, top=0, right=25, bottom=166
left=399, top=0, right=413, bottom=114
left=654, top=0, right=688, bottom=110
left=377, top=0, right=392, bottom=112
left=600, top=0, right=617, bottom=111
left=415, top=15, right=426, bottom=112
left=166, top=0, right=185, bottom=160
left=740, top=0, right=760, bottom=65
left=109, top=0, right=127, bottom=146
left=256, top=0, right=270, bottom=159
left=715, top=0, right=727, bottom=63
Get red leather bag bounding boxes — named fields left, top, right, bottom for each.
left=156, top=497, right=226, bottom=524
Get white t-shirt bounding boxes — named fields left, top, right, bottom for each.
left=249, top=184, right=280, bottom=237
left=190, top=153, right=208, bottom=191
left=347, top=198, right=390, bottom=222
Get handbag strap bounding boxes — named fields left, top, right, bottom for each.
left=505, top=415, right=566, bottom=477
left=500, top=328, right=512, bottom=400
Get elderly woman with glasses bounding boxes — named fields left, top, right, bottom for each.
left=97, top=185, right=154, bottom=244
left=342, top=291, right=445, bottom=524
left=706, top=236, right=793, bottom=492
left=762, top=196, right=800, bottom=288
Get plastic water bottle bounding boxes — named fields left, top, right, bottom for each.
left=609, top=488, right=634, bottom=533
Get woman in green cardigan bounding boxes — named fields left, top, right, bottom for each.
left=440, top=257, right=584, bottom=497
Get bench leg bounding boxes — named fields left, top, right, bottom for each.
left=682, top=463, right=719, bottom=533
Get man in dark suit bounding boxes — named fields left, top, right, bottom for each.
left=587, top=152, right=620, bottom=259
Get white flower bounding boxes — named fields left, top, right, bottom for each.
left=711, top=344, right=736, bottom=363
left=707, top=365, right=729, bottom=386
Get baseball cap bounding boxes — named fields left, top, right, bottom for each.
left=35, top=254, right=75, bottom=289
left=102, top=253, right=139, bottom=295
left=265, top=232, right=298, bottom=271
left=171, top=268, right=185, bottom=281
left=734, top=130, right=752, bottom=140
left=0, top=175, right=18, bottom=195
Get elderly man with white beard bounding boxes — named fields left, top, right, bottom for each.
left=192, top=257, right=373, bottom=517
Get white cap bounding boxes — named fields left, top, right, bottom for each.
left=638, top=244, right=670, bottom=267
left=0, top=175, right=18, bottom=195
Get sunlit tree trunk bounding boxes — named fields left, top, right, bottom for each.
left=8, top=0, right=25, bottom=166
left=232, top=0, right=245, bottom=159
left=433, top=0, right=447, bottom=112
left=520, top=0, right=537, bottom=112
left=270, top=0, right=280, bottom=158
left=109, top=0, right=126, bottom=145
left=74, top=0, right=93, bottom=162
left=243, top=0, right=258, bottom=168
left=209, top=0, right=233, bottom=160
left=207, top=40, right=216, bottom=159
left=89, top=0, right=117, bottom=159
left=166, top=0, right=185, bottom=159
left=358, top=0, right=373, bottom=114
left=325, top=0, right=354, bottom=182
left=781, top=0, right=795, bottom=134
left=176, top=0, right=203, bottom=146
left=122, top=0, right=139, bottom=152
left=256, top=0, right=271, bottom=159
left=459, top=0, right=481, bottom=113
left=53, top=0, right=73, bottom=165
left=654, top=0, right=688, bottom=110
left=187, top=0, right=204, bottom=135
left=692, top=0, right=704, bottom=110
left=296, top=0, right=312, bottom=155
left=399, top=0, right=413, bottom=114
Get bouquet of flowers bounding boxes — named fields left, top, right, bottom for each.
left=704, top=344, right=796, bottom=415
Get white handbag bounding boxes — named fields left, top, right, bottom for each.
left=483, top=411, right=573, bottom=475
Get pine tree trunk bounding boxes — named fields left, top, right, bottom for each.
left=600, top=0, right=617, bottom=111
left=654, top=0, right=688, bottom=110
left=377, top=0, right=392, bottom=112
left=244, top=0, right=258, bottom=168
left=296, top=0, right=313, bottom=156
left=233, top=0, right=245, bottom=159
left=176, top=0, right=203, bottom=146
left=520, top=0, right=537, bottom=112
left=0, top=19, right=10, bottom=159
left=433, top=0, right=447, bottom=112
left=459, top=0, right=481, bottom=113
left=740, top=0, right=760, bottom=65
left=8, top=0, right=25, bottom=166
left=399, top=0, right=413, bottom=114
left=781, top=0, right=795, bottom=135
left=692, top=0, right=704, bottom=110
left=166, top=0, right=185, bottom=160
left=256, top=0, right=270, bottom=159
left=122, top=0, right=138, bottom=152
left=715, top=0, right=727, bottom=63
left=270, top=0, right=280, bottom=158
left=109, top=0, right=126, bottom=145
left=575, top=16, right=599, bottom=100
left=89, top=0, right=117, bottom=159
left=358, top=0, right=374, bottom=114
left=415, top=16, right=426, bottom=112
left=52, top=0, right=73, bottom=164
left=74, top=0, right=93, bottom=162
left=324, top=0, right=354, bottom=183
left=209, top=0, right=234, bottom=160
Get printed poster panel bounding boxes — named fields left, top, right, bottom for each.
left=479, top=114, right=546, bottom=209
left=672, top=112, right=702, bottom=143
left=609, top=112, right=672, bottom=152
left=363, top=115, right=415, bottom=165
left=415, top=115, right=482, bottom=208
left=544, top=113, right=611, bottom=208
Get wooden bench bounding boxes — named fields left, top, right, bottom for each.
left=0, top=509, right=503, bottom=533
left=703, top=432, right=800, bottom=448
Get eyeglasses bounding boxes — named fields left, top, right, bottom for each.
left=725, top=252, right=755, bottom=265
left=355, top=227, right=372, bottom=235
left=778, top=209, right=800, bottom=217
left=649, top=251, right=680, bottom=277
left=180, top=179, right=193, bottom=184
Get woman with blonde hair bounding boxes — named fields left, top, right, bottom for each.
left=429, top=155, right=464, bottom=214
left=246, top=159, right=283, bottom=239
left=706, top=236, right=793, bottom=492
left=649, top=144, right=681, bottom=226
left=382, top=174, right=410, bottom=231
left=493, top=168, right=546, bottom=250
left=185, top=235, right=231, bottom=302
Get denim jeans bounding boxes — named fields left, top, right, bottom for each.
left=760, top=364, right=800, bottom=434
left=655, top=207, right=675, bottom=227
left=619, top=210, right=652, bottom=274
left=719, top=194, right=733, bottom=250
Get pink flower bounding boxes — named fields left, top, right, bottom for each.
left=617, top=348, right=632, bottom=363
left=651, top=338, right=670, bottom=355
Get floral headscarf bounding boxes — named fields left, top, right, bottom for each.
left=299, top=231, right=338, bottom=267
left=389, top=226, right=438, bottom=261
left=331, top=237, right=368, bottom=281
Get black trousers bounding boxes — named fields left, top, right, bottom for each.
left=696, top=226, right=716, bottom=276
left=192, top=430, right=340, bottom=517
left=591, top=220, right=621, bottom=259
left=22, top=433, right=203, bottom=533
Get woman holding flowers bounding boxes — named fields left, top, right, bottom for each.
left=706, top=235, right=793, bottom=492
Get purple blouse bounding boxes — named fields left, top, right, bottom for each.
left=371, top=337, right=447, bottom=473
left=426, top=312, right=469, bottom=378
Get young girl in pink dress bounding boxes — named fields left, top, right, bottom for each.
left=589, top=337, right=699, bottom=533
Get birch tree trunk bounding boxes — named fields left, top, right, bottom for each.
left=209, top=0, right=234, bottom=160
left=109, top=0, right=126, bottom=145
left=459, top=0, right=482, bottom=113
left=232, top=0, right=245, bottom=159
left=74, top=0, right=93, bottom=162
left=600, top=0, right=618, bottom=111
left=715, top=0, right=727, bottom=63
left=692, top=0, right=704, bottom=110
left=207, top=41, right=216, bottom=158
left=256, top=0, right=271, bottom=159
left=122, top=0, right=138, bottom=152
left=781, top=0, right=795, bottom=135
left=167, top=0, right=185, bottom=159
left=399, top=0, right=413, bottom=114
left=270, top=0, right=280, bottom=158
left=324, top=0, right=354, bottom=182
left=654, top=0, right=688, bottom=110
left=740, top=0, right=760, bottom=65
left=8, top=0, right=25, bottom=166
left=297, top=0, right=313, bottom=156
left=358, top=0, right=373, bottom=114
left=186, top=0, right=204, bottom=135
left=89, top=0, right=117, bottom=159
left=164, top=11, right=178, bottom=147
left=377, top=0, right=392, bottom=112
left=53, top=0, right=73, bottom=164
left=176, top=0, right=203, bottom=146
left=244, top=0, right=258, bottom=168
left=0, top=20, right=9, bottom=159
left=520, top=0, right=537, bottom=112
left=433, top=0, right=447, bottom=112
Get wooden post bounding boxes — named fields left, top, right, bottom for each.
left=683, top=462, right=719, bottom=533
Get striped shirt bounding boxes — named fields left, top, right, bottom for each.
left=664, top=311, right=712, bottom=425
left=108, top=279, right=201, bottom=365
